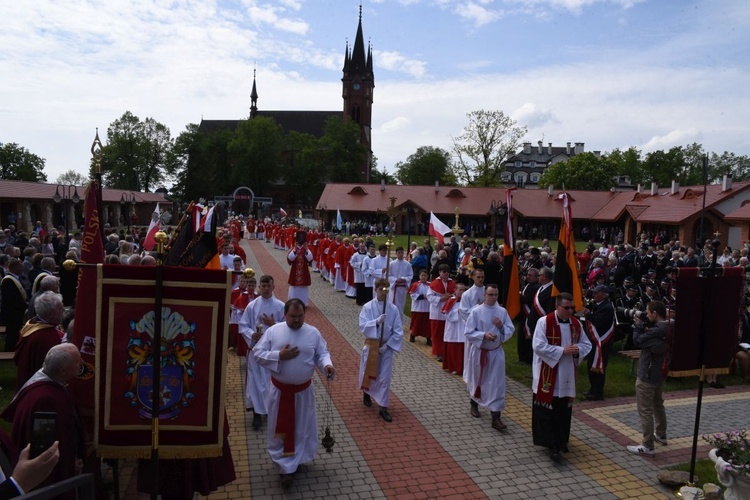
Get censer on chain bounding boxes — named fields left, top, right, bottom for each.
left=321, top=371, right=335, bottom=452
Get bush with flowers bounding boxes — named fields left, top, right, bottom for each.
left=704, top=430, right=750, bottom=475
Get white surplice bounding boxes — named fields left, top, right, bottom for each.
left=253, top=322, right=333, bottom=474
left=368, top=254, right=388, bottom=296
left=464, top=303, right=515, bottom=411
left=460, top=285, right=485, bottom=381
left=408, top=282, right=430, bottom=313
left=239, top=295, right=285, bottom=413
left=532, top=313, right=592, bottom=398
left=357, top=298, right=403, bottom=408
left=387, top=258, right=413, bottom=315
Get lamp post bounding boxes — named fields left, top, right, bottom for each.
left=53, top=185, right=81, bottom=246
left=319, top=204, right=327, bottom=231
left=120, top=192, right=136, bottom=233
left=488, top=200, right=507, bottom=251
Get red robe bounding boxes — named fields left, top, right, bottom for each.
left=2, top=377, right=85, bottom=497
left=317, top=236, right=330, bottom=270
left=337, top=244, right=355, bottom=286
left=326, top=241, right=340, bottom=278
left=288, top=246, right=313, bottom=287
left=14, top=321, right=64, bottom=388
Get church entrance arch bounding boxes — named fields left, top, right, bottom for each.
left=233, top=186, right=254, bottom=218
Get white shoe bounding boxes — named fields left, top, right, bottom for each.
left=627, top=445, right=655, bottom=457
left=654, top=435, right=668, bottom=445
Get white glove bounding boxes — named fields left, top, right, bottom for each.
left=378, top=344, right=388, bottom=354
left=376, top=314, right=386, bottom=325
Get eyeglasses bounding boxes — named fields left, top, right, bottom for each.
left=560, top=306, right=576, bottom=311
left=486, top=293, right=498, bottom=297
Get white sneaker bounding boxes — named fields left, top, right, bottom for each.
left=654, top=434, right=668, bottom=445
left=627, top=445, right=655, bottom=457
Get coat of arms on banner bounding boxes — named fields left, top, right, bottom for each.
left=124, top=308, right=197, bottom=419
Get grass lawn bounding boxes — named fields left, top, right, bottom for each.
left=669, top=459, right=718, bottom=487
left=0, top=338, right=16, bottom=432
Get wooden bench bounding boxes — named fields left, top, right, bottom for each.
left=0, top=352, right=13, bottom=362
left=619, top=350, right=641, bottom=375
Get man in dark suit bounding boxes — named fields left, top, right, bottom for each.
left=518, top=268, right=541, bottom=363
left=1, top=259, right=28, bottom=352
left=582, top=284, right=616, bottom=401
left=525, top=267, right=555, bottom=358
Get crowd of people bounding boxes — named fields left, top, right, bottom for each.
left=1, top=214, right=750, bottom=495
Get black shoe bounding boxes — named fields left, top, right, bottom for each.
left=280, top=474, right=294, bottom=488
left=252, top=413, right=262, bottom=431
left=363, top=393, right=372, bottom=407
left=583, top=393, right=604, bottom=401
left=550, top=448, right=561, bottom=462
left=436, top=356, right=443, bottom=362
left=470, top=403, right=480, bottom=418
left=561, top=444, right=569, bottom=453
left=379, top=408, right=392, bottom=422
left=426, top=338, right=432, bottom=346
left=409, top=335, right=415, bottom=343
left=709, top=381, right=725, bottom=389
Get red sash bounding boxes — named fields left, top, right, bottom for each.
left=441, top=296, right=457, bottom=315
left=586, top=318, right=614, bottom=373
left=534, top=313, right=581, bottom=408
left=271, top=377, right=312, bottom=456
left=473, top=343, right=501, bottom=399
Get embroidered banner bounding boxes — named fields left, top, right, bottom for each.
left=94, top=264, right=232, bottom=459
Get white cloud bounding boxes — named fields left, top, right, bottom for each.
left=641, top=129, right=702, bottom=153
left=454, top=1, right=506, bottom=26
left=375, top=51, right=428, bottom=78
left=379, top=117, right=411, bottom=133
left=512, top=103, right=556, bottom=128
left=246, top=4, right=309, bottom=35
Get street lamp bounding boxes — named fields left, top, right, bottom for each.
left=319, top=204, right=327, bottom=231
left=53, top=185, right=81, bottom=245
left=488, top=200, right=507, bottom=250
left=120, top=192, right=136, bottom=232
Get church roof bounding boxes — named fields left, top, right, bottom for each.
left=199, top=110, right=343, bottom=138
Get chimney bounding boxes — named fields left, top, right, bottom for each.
left=650, top=182, right=658, bottom=196
left=547, top=184, right=553, bottom=197
left=636, top=184, right=642, bottom=193
left=434, top=180, right=439, bottom=193
left=537, top=141, right=543, bottom=154
left=523, top=142, right=531, bottom=154
left=594, top=150, right=601, bottom=158
left=574, top=142, right=584, bottom=154
left=380, top=178, right=385, bottom=191
left=722, top=174, right=733, bottom=192
left=671, top=180, right=679, bottom=195
left=547, top=142, right=552, bottom=155
left=566, top=142, right=571, bottom=155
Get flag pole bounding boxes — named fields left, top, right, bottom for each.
left=164, top=201, right=195, bottom=256
left=150, top=230, right=168, bottom=500
left=376, top=197, right=406, bottom=343
left=91, top=129, right=105, bottom=240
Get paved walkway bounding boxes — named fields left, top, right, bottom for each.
left=119, top=238, right=750, bottom=498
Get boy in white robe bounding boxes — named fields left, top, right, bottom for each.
left=387, top=247, right=413, bottom=316
left=239, top=275, right=285, bottom=430
left=460, top=269, right=485, bottom=381
left=358, top=279, right=404, bottom=422
left=253, top=299, right=334, bottom=488
left=464, top=284, right=515, bottom=431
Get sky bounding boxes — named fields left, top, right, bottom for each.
left=1, top=0, right=749, bottom=188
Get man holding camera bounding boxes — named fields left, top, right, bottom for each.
left=627, top=300, right=670, bottom=457
left=581, top=284, right=615, bottom=401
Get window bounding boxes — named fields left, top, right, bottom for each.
left=529, top=161, right=536, bottom=167
left=530, top=174, right=539, bottom=183
left=514, top=161, right=522, bottom=168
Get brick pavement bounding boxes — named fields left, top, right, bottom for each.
left=117, top=238, right=750, bottom=498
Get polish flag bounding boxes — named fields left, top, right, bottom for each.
left=280, top=207, right=288, bottom=217
left=429, top=211, right=451, bottom=245
left=142, top=203, right=161, bottom=251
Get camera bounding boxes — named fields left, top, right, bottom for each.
left=616, top=307, right=643, bottom=319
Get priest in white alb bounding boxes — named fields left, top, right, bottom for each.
left=358, top=278, right=403, bottom=422
left=464, top=284, right=516, bottom=431
left=253, top=299, right=334, bottom=488
left=532, top=292, right=592, bottom=462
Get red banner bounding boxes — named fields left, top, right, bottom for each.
left=94, top=265, right=232, bottom=459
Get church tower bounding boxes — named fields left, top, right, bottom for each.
left=342, top=5, right=374, bottom=182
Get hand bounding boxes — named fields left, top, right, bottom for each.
left=251, top=332, right=262, bottom=342
left=563, top=344, right=579, bottom=356
left=325, top=365, right=335, bottom=379
left=261, top=314, right=276, bottom=327
left=12, top=442, right=60, bottom=492
left=376, top=314, right=386, bottom=325
left=492, top=317, right=503, bottom=328
left=279, top=344, right=300, bottom=360
left=484, top=332, right=498, bottom=341
left=378, top=344, right=388, bottom=354
left=582, top=308, right=590, bottom=316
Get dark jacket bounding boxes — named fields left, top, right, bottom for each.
left=633, top=319, right=670, bottom=384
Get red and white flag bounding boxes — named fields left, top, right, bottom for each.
left=280, top=207, right=288, bottom=217
left=429, top=211, right=451, bottom=245
left=142, top=203, right=161, bottom=251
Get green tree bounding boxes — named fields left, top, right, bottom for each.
left=283, top=131, right=325, bottom=206
left=710, top=151, right=750, bottom=182
left=95, top=111, right=177, bottom=191
left=538, top=152, right=617, bottom=190
left=642, top=143, right=708, bottom=187
left=604, top=147, right=645, bottom=185
left=0, top=142, right=47, bottom=182
left=395, top=146, right=457, bottom=185
left=228, top=116, right=284, bottom=196
left=451, top=110, right=527, bottom=187
left=55, top=169, right=88, bottom=186
left=320, top=117, right=369, bottom=183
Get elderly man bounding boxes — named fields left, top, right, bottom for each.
left=26, top=275, right=60, bottom=321
left=31, top=257, right=56, bottom=295
left=358, top=279, right=403, bottom=423
left=2, top=344, right=85, bottom=494
left=253, top=299, right=334, bottom=488
left=14, top=291, right=64, bottom=387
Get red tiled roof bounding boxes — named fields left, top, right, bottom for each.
left=0, top=179, right=169, bottom=204
left=724, top=201, right=750, bottom=221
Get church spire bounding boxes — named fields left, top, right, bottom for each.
left=250, top=66, right=258, bottom=118
left=349, top=3, right=367, bottom=78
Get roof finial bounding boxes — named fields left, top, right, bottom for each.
left=359, top=2, right=362, bottom=20
left=253, top=61, right=256, bottom=78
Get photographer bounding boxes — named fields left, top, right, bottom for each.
left=626, top=300, right=670, bottom=457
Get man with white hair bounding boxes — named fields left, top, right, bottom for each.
left=26, top=275, right=60, bottom=320
left=14, top=291, right=64, bottom=387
